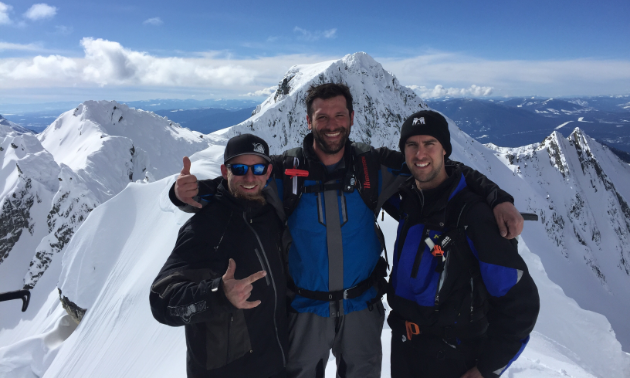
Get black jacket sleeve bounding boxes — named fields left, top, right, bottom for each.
left=150, top=214, right=235, bottom=326
left=450, top=160, right=514, bottom=208
left=168, top=176, right=222, bottom=213
left=465, top=202, right=540, bottom=377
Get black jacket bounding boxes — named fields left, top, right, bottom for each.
left=150, top=182, right=288, bottom=378
left=388, top=166, right=540, bottom=378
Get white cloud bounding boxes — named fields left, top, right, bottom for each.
left=407, top=84, right=493, bottom=98
left=293, top=27, right=337, bottom=41
left=1, top=44, right=629, bottom=99
left=24, top=3, right=57, bottom=21
left=0, top=38, right=306, bottom=89
left=143, top=17, right=163, bottom=26
left=323, top=28, right=337, bottom=39
left=0, top=41, right=42, bottom=51
left=242, top=86, right=276, bottom=97
left=53, top=25, right=72, bottom=35
left=380, top=52, right=630, bottom=97
left=0, top=2, right=13, bottom=25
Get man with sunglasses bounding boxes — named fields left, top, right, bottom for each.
left=170, top=83, right=524, bottom=378
left=150, top=134, right=289, bottom=378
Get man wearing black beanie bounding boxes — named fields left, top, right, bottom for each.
left=387, top=111, right=540, bottom=378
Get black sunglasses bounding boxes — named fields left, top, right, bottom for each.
left=226, top=163, right=269, bottom=176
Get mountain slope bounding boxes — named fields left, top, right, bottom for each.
left=0, top=101, right=216, bottom=310
left=487, top=128, right=630, bottom=350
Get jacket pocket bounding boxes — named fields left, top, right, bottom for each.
left=203, top=309, right=252, bottom=370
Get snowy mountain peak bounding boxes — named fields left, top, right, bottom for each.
left=489, top=126, right=630, bottom=349
left=228, top=52, right=427, bottom=153
left=38, top=100, right=211, bottom=202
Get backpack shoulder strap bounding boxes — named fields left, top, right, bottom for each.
left=281, top=147, right=307, bottom=218
left=350, top=142, right=380, bottom=213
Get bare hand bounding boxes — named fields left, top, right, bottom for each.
left=222, top=258, right=266, bottom=309
left=175, top=156, right=202, bottom=208
left=493, top=202, right=524, bottom=239
left=460, top=366, right=483, bottom=378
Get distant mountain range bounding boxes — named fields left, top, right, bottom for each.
left=0, top=98, right=259, bottom=133
left=427, top=96, right=630, bottom=160
left=152, top=107, right=256, bottom=134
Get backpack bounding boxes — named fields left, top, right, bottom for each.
left=403, top=188, right=494, bottom=341
left=279, top=143, right=391, bottom=306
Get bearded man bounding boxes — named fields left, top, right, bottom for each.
left=150, top=134, right=288, bottom=378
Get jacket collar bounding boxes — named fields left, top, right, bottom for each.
left=399, top=165, right=467, bottom=224
left=216, top=179, right=271, bottom=216
left=301, top=133, right=353, bottom=177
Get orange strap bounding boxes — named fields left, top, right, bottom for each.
left=284, top=169, right=309, bottom=178
left=405, top=321, right=420, bottom=340
left=431, top=245, right=444, bottom=257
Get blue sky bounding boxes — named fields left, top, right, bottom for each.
left=1, top=0, right=629, bottom=103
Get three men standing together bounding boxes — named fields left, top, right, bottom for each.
left=150, top=83, right=539, bottom=378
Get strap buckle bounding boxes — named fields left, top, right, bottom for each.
left=405, top=320, right=421, bottom=340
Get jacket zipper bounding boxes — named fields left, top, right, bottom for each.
left=254, top=248, right=271, bottom=286
left=410, top=228, right=430, bottom=278
left=243, top=213, right=287, bottom=367
left=434, top=246, right=451, bottom=309
left=226, top=313, right=233, bottom=361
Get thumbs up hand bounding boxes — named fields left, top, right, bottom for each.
left=222, top=259, right=266, bottom=309
left=175, top=156, right=202, bottom=208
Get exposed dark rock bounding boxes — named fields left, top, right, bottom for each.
left=274, top=75, right=295, bottom=102
left=0, top=178, right=35, bottom=264
left=58, top=288, right=86, bottom=324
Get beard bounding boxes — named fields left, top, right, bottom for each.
left=311, top=126, right=350, bottom=155
left=229, top=182, right=267, bottom=205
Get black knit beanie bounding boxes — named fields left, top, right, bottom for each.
left=398, top=110, right=452, bottom=158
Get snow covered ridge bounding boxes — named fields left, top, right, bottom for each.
left=487, top=127, right=630, bottom=351
left=221, top=52, right=427, bottom=153
left=0, top=101, right=215, bottom=293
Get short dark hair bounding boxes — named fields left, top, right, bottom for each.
left=305, top=83, right=354, bottom=119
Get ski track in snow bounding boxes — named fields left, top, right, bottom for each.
left=1, top=52, right=630, bottom=378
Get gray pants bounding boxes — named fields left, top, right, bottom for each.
left=286, top=302, right=385, bottom=378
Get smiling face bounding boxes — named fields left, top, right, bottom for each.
left=404, top=135, right=448, bottom=190
left=221, top=154, right=273, bottom=204
left=307, top=95, right=354, bottom=164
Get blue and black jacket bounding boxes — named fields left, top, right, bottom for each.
left=169, top=134, right=516, bottom=319
left=387, top=166, right=540, bottom=377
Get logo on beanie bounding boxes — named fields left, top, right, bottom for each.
left=253, top=143, right=266, bottom=154
left=412, top=117, right=425, bottom=126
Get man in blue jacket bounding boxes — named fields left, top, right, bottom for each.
left=387, top=110, right=540, bottom=378
left=171, top=83, right=526, bottom=378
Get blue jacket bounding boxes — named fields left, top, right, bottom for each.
left=388, top=168, right=539, bottom=377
